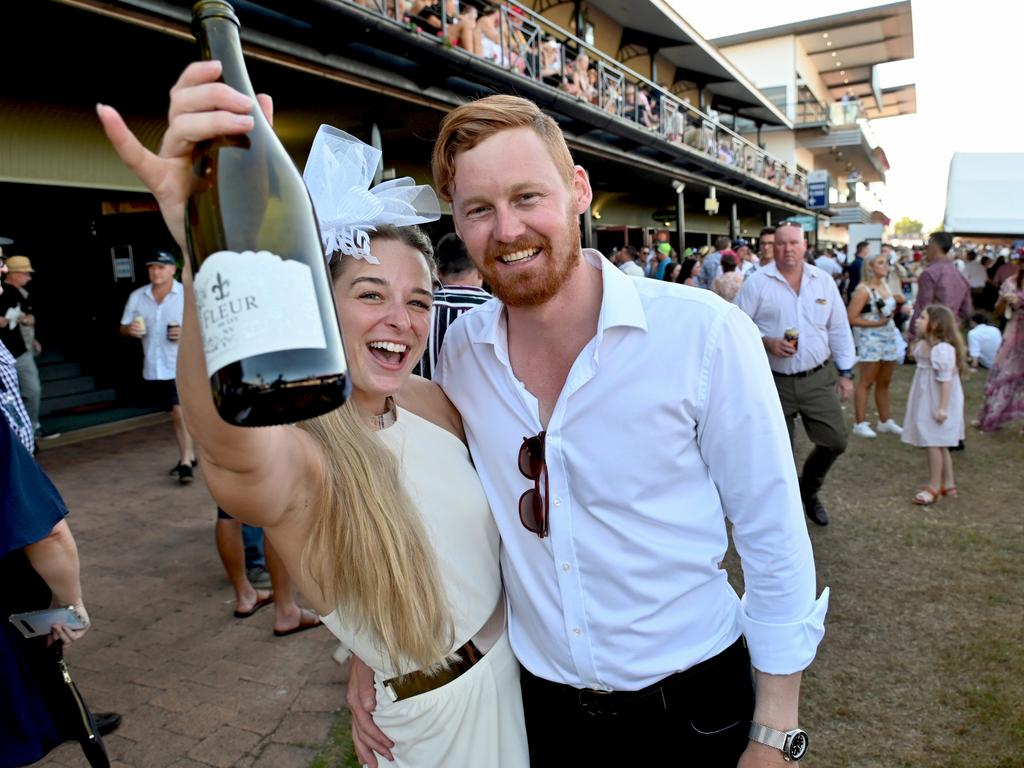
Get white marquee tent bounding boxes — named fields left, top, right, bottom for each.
left=944, top=153, right=1024, bottom=236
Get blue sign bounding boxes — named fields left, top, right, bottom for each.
left=807, top=183, right=828, bottom=209
left=782, top=215, right=817, bottom=232
left=807, top=170, right=829, bottom=210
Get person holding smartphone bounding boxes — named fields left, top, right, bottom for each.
left=0, top=420, right=121, bottom=766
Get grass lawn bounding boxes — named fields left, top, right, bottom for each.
left=311, top=362, right=1023, bottom=767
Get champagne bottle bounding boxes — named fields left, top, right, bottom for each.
left=187, top=0, right=350, bottom=426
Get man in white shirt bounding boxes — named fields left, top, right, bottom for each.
left=736, top=222, right=857, bottom=528
left=611, top=244, right=644, bottom=277
left=962, top=250, right=989, bottom=307
left=814, top=248, right=843, bottom=280
left=967, top=313, right=1002, bottom=369
left=119, top=251, right=194, bottom=484
left=350, top=96, right=826, bottom=767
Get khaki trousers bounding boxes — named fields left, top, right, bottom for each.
left=772, top=364, right=848, bottom=500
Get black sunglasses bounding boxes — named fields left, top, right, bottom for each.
left=518, top=431, right=549, bottom=538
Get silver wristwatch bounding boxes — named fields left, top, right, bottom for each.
left=748, top=723, right=809, bottom=761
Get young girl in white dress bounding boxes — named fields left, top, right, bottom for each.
left=901, top=304, right=966, bottom=505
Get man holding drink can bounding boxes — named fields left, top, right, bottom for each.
left=737, top=223, right=857, bottom=527
left=119, top=251, right=195, bottom=484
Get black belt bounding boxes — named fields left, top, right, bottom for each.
left=774, top=360, right=829, bottom=378
left=527, top=637, right=748, bottom=718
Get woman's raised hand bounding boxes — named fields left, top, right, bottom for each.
left=97, top=60, right=272, bottom=251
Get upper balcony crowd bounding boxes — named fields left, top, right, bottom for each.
left=348, top=0, right=809, bottom=200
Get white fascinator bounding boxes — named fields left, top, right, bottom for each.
left=302, top=124, right=441, bottom=265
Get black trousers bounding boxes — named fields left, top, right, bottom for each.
left=520, top=638, right=754, bottom=767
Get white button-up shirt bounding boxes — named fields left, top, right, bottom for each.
left=736, top=262, right=856, bottom=375
left=436, top=250, right=828, bottom=690
left=120, top=280, right=185, bottom=381
left=967, top=323, right=1002, bottom=368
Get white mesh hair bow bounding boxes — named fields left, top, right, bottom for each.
left=302, top=124, right=441, bottom=264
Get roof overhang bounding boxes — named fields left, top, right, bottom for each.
left=712, top=1, right=915, bottom=118
left=584, top=0, right=791, bottom=127
left=797, top=126, right=888, bottom=183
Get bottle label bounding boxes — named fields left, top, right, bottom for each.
left=194, top=250, right=327, bottom=376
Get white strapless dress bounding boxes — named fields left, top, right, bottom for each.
left=321, top=407, right=528, bottom=767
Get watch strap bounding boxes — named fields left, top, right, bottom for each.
left=749, top=723, right=808, bottom=761
left=749, top=723, right=787, bottom=751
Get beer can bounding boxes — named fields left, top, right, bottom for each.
left=784, top=327, right=799, bottom=350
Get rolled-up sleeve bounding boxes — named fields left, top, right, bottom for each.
left=696, top=305, right=829, bottom=674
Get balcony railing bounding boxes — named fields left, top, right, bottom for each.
left=342, top=0, right=808, bottom=200
left=829, top=101, right=865, bottom=126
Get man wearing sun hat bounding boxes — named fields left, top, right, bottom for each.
left=0, top=254, right=58, bottom=440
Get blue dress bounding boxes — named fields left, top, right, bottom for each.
left=0, top=420, right=71, bottom=767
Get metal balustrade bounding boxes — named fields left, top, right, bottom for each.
left=342, top=0, right=808, bottom=200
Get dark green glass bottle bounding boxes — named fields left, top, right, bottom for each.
left=187, top=0, right=349, bottom=426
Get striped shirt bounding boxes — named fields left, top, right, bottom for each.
left=413, top=284, right=492, bottom=380
left=0, top=342, right=34, bottom=454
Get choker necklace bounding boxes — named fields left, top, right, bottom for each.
left=368, top=397, right=397, bottom=431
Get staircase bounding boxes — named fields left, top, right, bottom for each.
left=37, top=348, right=117, bottom=421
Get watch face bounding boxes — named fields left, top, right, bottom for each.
left=787, top=730, right=809, bottom=760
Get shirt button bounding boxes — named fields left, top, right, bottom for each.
left=573, top=627, right=582, bottom=636
left=562, top=562, right=571, bottom=572
left=553, top=497, right=562, bottom=507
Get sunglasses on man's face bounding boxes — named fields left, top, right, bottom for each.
left=518, top=431, right=549, bottom=538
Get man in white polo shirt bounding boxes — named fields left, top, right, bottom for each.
left=119, top=251, right=194, bottom=484
left=737, top=222, right=857, bottom=527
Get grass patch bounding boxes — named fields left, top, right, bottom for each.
left=308, top=708, right=360, bottom=768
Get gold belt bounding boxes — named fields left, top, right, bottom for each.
left=382, top=638, right=485, bottom=702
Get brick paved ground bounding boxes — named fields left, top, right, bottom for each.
left=33, top=421, right=347, bottom=768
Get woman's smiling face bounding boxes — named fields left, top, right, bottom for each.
left=334, top=238, right=434, bottom=414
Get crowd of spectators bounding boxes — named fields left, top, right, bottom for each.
left=347, top=0, right=806, bottom=197
left=612, top=230, right=1022, bottom=450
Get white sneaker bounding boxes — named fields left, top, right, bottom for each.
left=875, top=419, right=904, bottom=435
left=852, top=421, right=877, bottom=438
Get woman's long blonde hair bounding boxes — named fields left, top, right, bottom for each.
left=922, top=303, right=967, bottom=376
left=299, top=225, right=452, bottom=673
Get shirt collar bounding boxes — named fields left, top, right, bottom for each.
left=476, top=248, right=648, bottom=350
left=144, top=280, right=182, bottom=299
left=763, top=261, right=819, bottom=285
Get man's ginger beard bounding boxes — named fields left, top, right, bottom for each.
left=478, top=206, right=581, bottom=308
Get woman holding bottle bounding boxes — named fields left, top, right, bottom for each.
left=98, top=61, right=527, bottom=767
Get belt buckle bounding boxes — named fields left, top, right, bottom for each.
left=382, top=681, right=399, bottom=703
left=578, top=688, right=617, bottom=717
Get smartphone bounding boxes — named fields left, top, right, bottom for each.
left=8, top=606, right=89, bottom=639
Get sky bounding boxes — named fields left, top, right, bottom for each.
left=673, top=0, right=1024, bottom=230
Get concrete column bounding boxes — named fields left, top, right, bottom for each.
left=582, top=207, right=594, bottom=250
left=672, top=181, right=686, bottom=250
left=765, top=211, right=773, bottom=227
left=730, top=203, right=738, bottom=242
